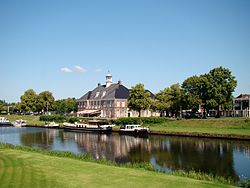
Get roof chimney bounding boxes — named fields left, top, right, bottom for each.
left=98, top=83, right=101, bottom=87
left=118, top=80, right=122, bottom=85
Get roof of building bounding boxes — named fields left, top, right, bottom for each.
left=78, top=83, right=130, bottom=101
left=234, top=94, right=250, bottom=100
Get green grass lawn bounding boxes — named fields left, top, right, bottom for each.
left=147, top=118, right=250, bottom=136
left=0, top=147, right=235, bottom=188
left=2, top=114, right=45, bottom=126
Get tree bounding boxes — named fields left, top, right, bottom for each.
left=20, top=89, right=38, bottom=113
left=153, top=84, right=184, bottom=117
left=182, top=75, right=209, bottom=116
left=37, top=91, right=55, bottom=113
left=182, top=67, right=237, bottom=118
left=154, top=88, right=172, bottom=117
left=207, top=67, right=237, bottom=117
left=55, top=98, right=77, bottom=114
left=128, top=83, right=151, bottom=117
left=0, top=100, right=5, bottom=112
left=168, top=84, right=184, bottom=117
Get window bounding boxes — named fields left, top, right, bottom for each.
left=102, top=91, right=106, bottom=98
left=95, top=92, right=100, bottom=98
left=121, top=102, right=125, bottom=107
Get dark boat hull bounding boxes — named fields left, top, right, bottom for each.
left=119, top=129, right=149, bottom=135
left=64, top=126, right=112, bottom=133
left=0, top=122, right=13, bottom=127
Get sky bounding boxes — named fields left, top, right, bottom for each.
left=1, top=0, right=250, bottom=102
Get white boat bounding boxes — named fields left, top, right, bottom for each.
left=0, top=117, right=13, bottom=126
left=119, top=124, right=150, bottom=135
left=44, top=122, right=59, bottom=128
left=13, top=119, right=27, bottom=127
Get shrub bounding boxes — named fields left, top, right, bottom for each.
left=239, top=178, right=250, bottom=188
left=68, top=117, right=80, bottom=123
left=39, top=115, right=67, bottom=122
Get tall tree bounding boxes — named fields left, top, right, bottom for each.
left=154, top=84, right=184, bottom=117
left=154, top=88, right=172, bottom=117
left=55, top=98, right=77, bottom=114
left=37, top=91, right=55, bottom=113
left=182, top=67, right=237, bottom=117
left=182, top=75, right=210, bottom=116
left=20, top=89, right=38, bottom=112
left=207, top=66, right=237, bottom=117
left=128, top=83, right=151, bottom=117
left=168, top=84, right=184, bottom=117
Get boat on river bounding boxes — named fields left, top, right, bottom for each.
left=119, top=124, right=150, bottom=135
left=63, top=120, right=113, bottom=133
left=44, top=122, right=60, bottom=128
left=13, top=119, right=27, bottom=127
left=0, top=117, right=13, bottom=127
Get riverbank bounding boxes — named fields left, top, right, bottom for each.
left=0, top=144, right=235, bottom=188
left=2, top=115, right=250, bottom=140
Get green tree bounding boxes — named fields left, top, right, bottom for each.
left=207, top=66, right=237, bottom=117
left=153, top=88, right=172, bottom=117
left=182, top=67, right=237, bottom=118
left=20, top=89, right=38, bottom=113
left=37, top=91, right=55, bottom=113
left=0, top=100, right=5, bottom=112
left=154, top=84, right=184, bottom=117
left=55, top=98, right=77, bottom=114
left=128, top=83, right=151, bottom=117
left=182, top=75, right=209, bottom=116
left=168, top=84, right=184, bottom=117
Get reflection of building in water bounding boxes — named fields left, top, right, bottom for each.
left=73, top=133, right=152, bottom=162
left=61, top=131, right=250, bottom=181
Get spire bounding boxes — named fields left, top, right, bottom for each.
left=106, top=71, right=112, bottom=87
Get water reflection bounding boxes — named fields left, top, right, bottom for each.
left=150, top=137, right=238, bottom=180
left=0, top=127, right=250, bottom=181
left=20, top=129, right=57, bottom=149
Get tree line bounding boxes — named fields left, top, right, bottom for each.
left=128, top=66, right=237, bottom=118
left=0, top=90, right=77, bottom=115
left=1, top=66, right=237, bottom=118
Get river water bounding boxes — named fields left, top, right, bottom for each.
left=0, top=127, right=250, bottom=181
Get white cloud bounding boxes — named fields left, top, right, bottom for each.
left=61, top=67, right=73, bottom=73
left=74, top=65, right=87, bottom=73
left=95, top=68, right=102, bottom=73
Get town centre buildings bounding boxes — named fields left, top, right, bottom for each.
left=77, top=73, right=157, bottom=118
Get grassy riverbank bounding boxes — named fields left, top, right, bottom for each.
left=147, top=118, right=250, bottom=137
left=0, top=144, right=235, bottom=188
left=2, top=115, right=250, bottom=138
left=2, top=114, right=44, bottom=126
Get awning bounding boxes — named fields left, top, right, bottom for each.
left=77, top=109, right=101, bottom=115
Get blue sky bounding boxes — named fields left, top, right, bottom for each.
left=1, top=0, right=250, bottom=102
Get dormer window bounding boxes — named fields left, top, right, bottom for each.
left=95, top=92, right=100, bottom=98
left=102, top=91, right=106, bottom=98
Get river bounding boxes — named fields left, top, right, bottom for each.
left=0, top=127, right=250, bottom=181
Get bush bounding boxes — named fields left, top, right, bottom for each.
left=239, top=178, right=250, bottom=188
left=39, top=115, right=68, bottom=122
left=68, top=117, right=80, bottom=123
